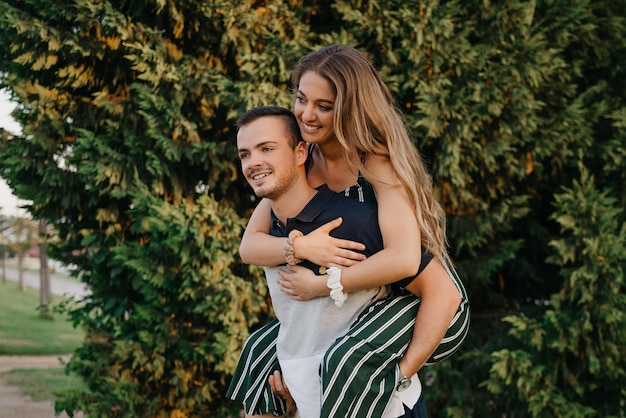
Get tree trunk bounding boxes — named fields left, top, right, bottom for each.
left=1, top=248, right=5, bottom=284
left=1, top=215, right=6, bottom=284
left=17, top=250, right=25, bottom=291
left=39, top=220, right=52, bottom=318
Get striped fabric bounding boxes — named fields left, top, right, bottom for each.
left=226, top=319, right=288, bottom=416
left=341, top=177, right=470, bottom=367
left=321, top=293, right=419, bottom=417
left=320, top=264, right=470, bottom=417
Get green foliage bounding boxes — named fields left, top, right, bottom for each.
left=483, top=166, right=626, bottom=417
left=0, top=0, right=625, bottom=416
left=57, top=188, right=267, bottom=417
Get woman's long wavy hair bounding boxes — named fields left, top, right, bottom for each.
left=292, top=44, right=450, bottom=265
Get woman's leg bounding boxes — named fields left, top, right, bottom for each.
left=320, top=264, right=469, bottom=417
left=321, top=293, right=421, bottom=418
left=227, top=318, right=288, bottom=416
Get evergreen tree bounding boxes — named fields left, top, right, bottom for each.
left=1, top=1, right=310, bottom=415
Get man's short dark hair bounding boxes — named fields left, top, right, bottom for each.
left=236, top=106, right=304, bottom=149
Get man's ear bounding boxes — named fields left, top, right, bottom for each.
left=295, top=141, right=308, bottom=165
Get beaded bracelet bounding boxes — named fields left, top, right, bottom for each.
left=284, top=229, right=303, bottom=265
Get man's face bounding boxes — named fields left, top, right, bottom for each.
left=237, top=116, right=302, bottom=200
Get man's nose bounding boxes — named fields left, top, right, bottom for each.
left=247, top=152, right=262, bottom=169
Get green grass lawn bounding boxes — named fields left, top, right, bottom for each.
left=0, top=281, right=86, bottom=403
left=2, top=367, right=84, bottom=401
left=0, top=280, right=84, bottom=354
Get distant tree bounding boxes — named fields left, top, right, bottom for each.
left=7, top=216, right=38, bottom=291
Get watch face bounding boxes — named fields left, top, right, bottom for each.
left=397, top=378, right=412, bottom=392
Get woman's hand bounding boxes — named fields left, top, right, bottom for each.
left=293, top=217, right=366, bottom=267
left=277, top=265, right=329, bottom=300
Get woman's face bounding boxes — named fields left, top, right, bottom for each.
left=293, top=71, right=336, bottom=145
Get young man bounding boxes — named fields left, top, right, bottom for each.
left=230, top=106, right=428, bottom=418
left=235, top=106, right=390, bottom=417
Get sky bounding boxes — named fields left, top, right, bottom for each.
left=0, top=89, right=27, bottom=217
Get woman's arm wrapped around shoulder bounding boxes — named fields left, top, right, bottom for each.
left=240, top=198, right=369, bottom=268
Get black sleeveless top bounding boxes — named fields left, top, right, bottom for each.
left=305, top=144, right=432, bottom=290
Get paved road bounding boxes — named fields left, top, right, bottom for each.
left=1, top=264, right=89, bottom=299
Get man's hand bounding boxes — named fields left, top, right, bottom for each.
left=268, top=370, right=292, bottom=401
left=278, top=266, right=328, bottom=300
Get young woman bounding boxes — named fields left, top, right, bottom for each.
left=228, top=45, right=470, bottom=418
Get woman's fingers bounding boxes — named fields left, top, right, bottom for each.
left=333, top=237, right=366, bottom=252
left=322, top=248, right=366, bottom=268
left=318, top=217, right=343, bottom=233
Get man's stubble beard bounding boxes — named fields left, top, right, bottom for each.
left=254, top=165, right=300, bottom=201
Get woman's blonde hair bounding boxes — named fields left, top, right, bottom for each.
left=292, top=44, right=450, bottom=265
